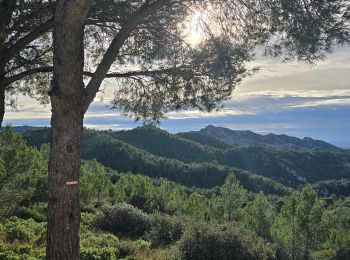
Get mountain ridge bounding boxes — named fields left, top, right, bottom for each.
left=192, top=125, right=342, bottom=151
left=18, top=125, right=350, bottom=193
left=22, top=127, right=291, bottom=195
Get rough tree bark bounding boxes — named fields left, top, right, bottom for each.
left=46, top=1, right=90, bottom=259
left=0, top=85, right=5, bottom=127
left=0, top=0, right=16, bottom=128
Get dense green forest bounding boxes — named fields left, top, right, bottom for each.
left=24, top=126, right=350, bottom=194
left=1, top=126, right=349, bottom=259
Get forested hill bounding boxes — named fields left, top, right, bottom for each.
left=184, top=125, right=342, bottom=151
left=22, top=125, right=350, bottom=194
left=110, top=126, right=350, bottom=186
left=1, top=125, right=45, bottom=134
left=22, top=127, right=290, bottom=195
left=2, top=126, right=350, bottom=260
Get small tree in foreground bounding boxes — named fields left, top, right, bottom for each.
left=272, top=186, right=325, bottom=260
left=48, top=0, right=349, bottom=259
left=0, top=126, right=41, bottom=217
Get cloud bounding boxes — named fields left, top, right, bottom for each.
left=223, top=89, right=350, bottom=115
left=3, top=46, right=350, bottom=147
left=287, top=98, right=350, bottom=108
left=166, top=108, right=252, bottom=120
left=239, top=46, right=350, bottom=92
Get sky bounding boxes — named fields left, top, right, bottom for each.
left=4, top=46, right=350, bottom=148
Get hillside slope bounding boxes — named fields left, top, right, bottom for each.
left=113, top=126, right=218, bottom=164
left=23, top=128, right=291, bottom=195
left=23, top=126, right=350, bottom=188
left=111, top=126, right=350, bottom=186
left=195, top=125, right=342, bottom=151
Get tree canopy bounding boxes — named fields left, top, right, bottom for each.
left=80, top=0, right=350, bottom=121
left=0, top=0, right=348, bottom=124
left=46, top=0, right=350, bottom=258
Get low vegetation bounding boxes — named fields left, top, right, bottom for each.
left=1, top=127, right=349, bottom=259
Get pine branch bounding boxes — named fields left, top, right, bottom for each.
left=83, top=0, right=171, bottom=112
left=4, top=17, right=54, bottom=63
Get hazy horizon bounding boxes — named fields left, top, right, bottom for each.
left=4, top=47, right=350, bottom=148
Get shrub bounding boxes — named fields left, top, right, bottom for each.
left=15, top=203, right=47, bottom=223
left=80, top=247, right=117, bottom=260
left=81, top=212, right=97, bottom=230
left=94, top=203, right=152, bottom=237
left=336, top=247, right=350, bottom=260
left=3, top=217, right=45, bottom=244
left=80, top=230, right=119, bottom=260
left=118, top=239, right=152, bottom=259
left=147, top=213, right=184, bottom=246
left=133, top=239, right=151, bottom=251
left=119, top=240, right=137, bottom=258
left=81, top=230, right=119, bottom=248
left=0, top=217, right=46, bottom=259
left=0, top=240, right=46, bottom=259
left=168, top=223, right=276, bottom=260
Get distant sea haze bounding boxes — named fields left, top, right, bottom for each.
left=8, top=124, right=349, bottom=150
left=5, top=88, right=350, bottom=148
left=20, top=125, right=350, bottom=192
left=4, top=119, right=350, bottom=149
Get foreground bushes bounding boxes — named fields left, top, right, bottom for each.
left=95, top=203, right=152, bottom=237
left=93, top=201, right=277, bottom=260
left=168, top=223, right=276, bottom=260
left=80, top=230, right=120, bottom=260
left=147, top=213, right=184, bottom=246
left=1, top=217, right=45, bottom=244
left=94, top=203, right=185, bottom=246
left=0, top=217, right=46, bottom=259
left=0, top=216, right=121, bottom=260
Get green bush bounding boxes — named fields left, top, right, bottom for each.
left=0, top=217, right=46, bottom=259
left=147, top=213, right=184, bottom=246
left=311, top=249, right=336, bottom=260
left=80, top=230, right=119, bottom=260
left=0, top=249, right=24, bottom=260
left=80, top=247, right=117, bottom=260
left=0, top=241, right=45, bottom=259
left=133, top=239, right=151, bottom=251
left=336, top=247, right=350, bottom=260
left=81, top=230, right=119, bottom=248
left=94, top=203, right=152, bottom=237
left=3, top=217, right=45, bottom=244
left=118, top=239, right=151, bottom=259
left=81, top=212, right=97, bottom=230
left=168, top=223, right=276, bottom=260
left=15, top=203, right=47, bottom=223
left=119, top=240, right=137, bottom=258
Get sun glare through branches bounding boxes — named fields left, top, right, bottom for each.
left=184, top=9, right=211, bottom=46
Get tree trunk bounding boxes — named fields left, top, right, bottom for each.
left=0, top=84, right=5, bottom=128
left=47, top=103, right=83, bottom=259
left=0, top=0, right=17, bottom=128
left=47, top=1, right=90, bottom=259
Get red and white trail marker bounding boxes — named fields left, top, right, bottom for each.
left=66, top=181, right=78, bottom=188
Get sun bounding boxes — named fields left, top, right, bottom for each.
left=185, top=8, right=221, bottom=47
left=186, top=10, right=208, bottom=46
